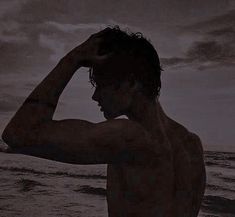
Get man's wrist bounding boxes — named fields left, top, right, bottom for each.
left=60, top=53, right=82, bottom=70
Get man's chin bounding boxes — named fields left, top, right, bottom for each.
left=103, top=112, right=115, bottom=120
left=103, top=110, right=122, bottom=120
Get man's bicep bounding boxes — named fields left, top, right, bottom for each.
left=24, top=119, right=148, bottom=164
left=9, top=119, right=94, bottom=164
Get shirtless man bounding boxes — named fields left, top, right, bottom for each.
left=2, top=27, right=206, bottom=217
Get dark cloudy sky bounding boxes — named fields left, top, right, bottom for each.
left=0, top=0, right=234, bottom=151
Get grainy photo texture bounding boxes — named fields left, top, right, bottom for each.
left=0, top=1, right=234, bottom=217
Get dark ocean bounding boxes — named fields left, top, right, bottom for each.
left=0, top=141, right=234, bottom=217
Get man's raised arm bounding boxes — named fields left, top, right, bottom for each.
left=1, top=29, right=153, bottom=164
left=2, top=29, right=110, bottom=146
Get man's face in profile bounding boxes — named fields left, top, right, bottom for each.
left=91, top=55, right=135, bottom=120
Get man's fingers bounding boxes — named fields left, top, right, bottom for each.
left=93, top=52, right=114, bottom=65
left=66, top=28, right=113, bottom=67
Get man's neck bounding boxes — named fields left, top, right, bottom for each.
left=126, top=95, right=169, bottom=140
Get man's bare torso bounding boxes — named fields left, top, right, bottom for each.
left=1, top=29, right=206, bottom=217
left=106, top=118, right=206, bottom=217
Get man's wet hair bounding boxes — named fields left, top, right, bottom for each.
left=89, top=26, right=163, bottom=98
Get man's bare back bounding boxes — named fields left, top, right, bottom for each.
left=106, top=106, right=205, bottom=217
left=2, top=27, right=206, bottom=217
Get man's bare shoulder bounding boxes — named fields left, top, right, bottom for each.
left=3, top=118, right=152, bottom=164
left=42, top=118, right=146, bottom=139
left=166, top=118, right=203, bottom=154
left=48, top=118, right=151, bottom=152
left=94, top=118, right=147, bottom=135
left=92, top=118, right=152, bottom=149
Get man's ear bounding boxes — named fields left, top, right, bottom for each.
left=127, top=78, right=142, bottom=93
left=131, top=74, right=143, bottom=87
left=132, top=81, right=142, bottom=92
left=127, top=73, right=138, bottom=88
left=119, top=75, right=142, bottom=92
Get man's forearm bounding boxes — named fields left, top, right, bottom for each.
left=2, top=31, right=106, bottom=145
left=2, top=56, right=81, bottom=143
left=25, top=56, right=81, bottom=110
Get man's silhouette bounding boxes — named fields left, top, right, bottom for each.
left=2, top=27, right=206, bottom=217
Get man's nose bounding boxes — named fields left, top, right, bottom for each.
left=92, top=89, right=100, bottom=102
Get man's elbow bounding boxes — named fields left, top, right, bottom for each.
left=2, top=124, right=27, bottom=149
left=2, top=129, right=16, bottom=149
left=2, top=124, right=13, bottom=144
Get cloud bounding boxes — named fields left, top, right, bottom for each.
left=182, top=9, right=235, bottom=33
left=7, top=0, right=108, bottom=24
left=0, top=21, right=28, bottom=43
left=0, top=0, right=232, bottom=73
left=207, top=27, right=235, bottom=37
left=5, top=0, right=232, bottom=29
left=0, top=18, right=54, bottom=75
left=0, top=100, right=18, bottom=112
left=161, top=40, right=235, bottom=68
left=187, top=40, right=235, bottom=62
left=160, top=57, right=192, bottom=67
left=162, top=10, right=235, bottom=68
left=47, top=21, right=106, bottom=32
left=0, top=94, right=26, bottom=113
left=0, top=39, right=53, bottom=75
left=0, top=0, right=25, bottom=18
left=39, top=34, right=66, bottom=62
